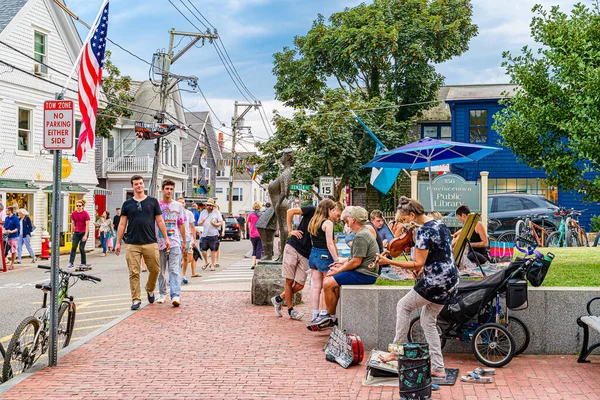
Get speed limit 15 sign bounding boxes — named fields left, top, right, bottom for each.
left=319, top=176, right=335, bottom=197
left=44, top=100, right=74, bottom=150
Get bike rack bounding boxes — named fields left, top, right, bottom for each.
left=0, top=226, right=7, bottom=272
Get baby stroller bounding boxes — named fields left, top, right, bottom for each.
left=407, top=237, right=553, bottom=367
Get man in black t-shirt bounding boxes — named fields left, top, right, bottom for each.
left=115, top=175, right=171, bottom=310
left=271, top=206, right=315, bottom=320
left=237, top=214, right=246, bottom=239
left=113, top=208, right=122, bottom=243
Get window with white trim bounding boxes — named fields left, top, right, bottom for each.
left=192, top=165, right=199, bottom=184
left=73, top=120, right=81, bottom=156
left=204, top=167, right=211, bottom=181
left=173, top=144, right=178, bottom=167
left=226, top=187, right=243, bottom=202
left=107, top=137, right=115, bottom=158
left=18, top=108, right=32, bottom=152
left=123, top=138, right=136, bottom=156
left=33, top=31, right=47, bottom=75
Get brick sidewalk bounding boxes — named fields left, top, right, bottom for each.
left=1, top=291, right=599, bottom=400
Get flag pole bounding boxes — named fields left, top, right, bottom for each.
left=59, top=0, right=110, bottom=96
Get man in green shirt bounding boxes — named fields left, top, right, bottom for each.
left=307, top=206, right=379, bottom=331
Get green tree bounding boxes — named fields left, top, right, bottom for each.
left=95, top=50, right=135, bottom=138
left=494, top=3, right=600, bottom=201
left=256, top=0, right=477, bottom=199
left=251, top=89, right=412, bottom=199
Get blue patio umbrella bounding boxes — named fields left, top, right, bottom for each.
left=363, top=137, right=500, bottom=210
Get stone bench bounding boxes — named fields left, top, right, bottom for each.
left=339, top=285, right=600, bottom=355
left=577, top=296, right=600, bottom=363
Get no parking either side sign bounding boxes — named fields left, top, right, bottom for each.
left=43, top=100, right=74, bottom=150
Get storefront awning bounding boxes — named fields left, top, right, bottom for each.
left=0, top=179, right=39, bottom=190
left=42, top=183, right=89, bottom=193
left=94, top=187, right=113, bottom=196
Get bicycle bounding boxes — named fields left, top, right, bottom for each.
left=1, top=265, right=101, bottom=382
left=514, top=214, right=554, bottom=248
left=565, top=209, right=589, bottom=247
left=547, top=208, right=570, bottom=247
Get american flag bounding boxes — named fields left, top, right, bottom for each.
left=76, top=1, right=110, bottom=162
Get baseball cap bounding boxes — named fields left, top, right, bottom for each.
left=344, top=206, right=368, bottom=224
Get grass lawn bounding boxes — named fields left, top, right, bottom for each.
left=376, top=247, right=600, bottom=287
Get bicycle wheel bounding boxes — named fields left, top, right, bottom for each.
left=407, top=317, right=446, bottom=349
left=579, top=228, right=589, bottom=247
left=2, top=317, right=40, bottom=382
left=471, top=323, right=515, bottom=368
left=566, top=229, right=580, bottom=247
left=57, top=301, right=76, bottom=349
left=505, top=316, right=530, bottom=356
left=497, top=232, right=516, bottom=244
left=515, top=220, right=526, bottom=238
left=547, top=231, right=563, bottom=248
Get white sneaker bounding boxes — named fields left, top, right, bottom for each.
left=156, top=294, right=167, bottom=304
left=271, top=296, right=282, bottom=317
left=172, top=296, right=181, bottom=307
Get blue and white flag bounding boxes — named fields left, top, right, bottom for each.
left=352, top=112, right=400, bottom=194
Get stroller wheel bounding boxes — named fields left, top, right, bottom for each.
left=407, top=317, right=447, bottom=349
left=505, top=316, right=530, bottom=356
left=471, top=323, right=516, bottom=367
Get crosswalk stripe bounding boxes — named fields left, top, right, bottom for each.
left=203, top=278, right=252, bottom=282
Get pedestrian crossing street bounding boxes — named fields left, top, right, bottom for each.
left=202, top=263, right=255, bottom=284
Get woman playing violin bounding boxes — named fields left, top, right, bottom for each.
left=375, top=197, right=458, bottom=379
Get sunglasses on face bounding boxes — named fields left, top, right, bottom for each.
left=76, top=204, right=83, bottom=208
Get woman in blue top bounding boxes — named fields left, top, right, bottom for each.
left=375, top=197, right=458, bottom=379
left=16, top=208, right=36, bottom=264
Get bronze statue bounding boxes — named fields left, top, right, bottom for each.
left=256, top=149, right=294, bottom=261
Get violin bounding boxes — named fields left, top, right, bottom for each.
left=369, top=222, right=419, bottom=269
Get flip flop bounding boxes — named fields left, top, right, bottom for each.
left=202, top=264, right=209, bottom=270
left=472, top=367, right=496, bottom=376
left=210, top=267, right=215, bottom=271
left=191, top=274, right=201, bottom=278
left=461, top=373, right=493, bottom=384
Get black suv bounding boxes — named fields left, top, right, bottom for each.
left=223, top=216, right=241, bottom=241
left=443, top=193, right=559, bottom=236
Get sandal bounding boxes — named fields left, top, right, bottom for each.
left=202, top=264, right=209, bottom=270
left=215, top=263, right=220, bottom=268
left=191, top=274, right=201, bottom=278
left=460, top=372, right=493, bottom=384
left=210, top=266, right=215, bottom=271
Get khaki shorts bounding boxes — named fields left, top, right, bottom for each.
left=281, top=245, right=309, bottom=285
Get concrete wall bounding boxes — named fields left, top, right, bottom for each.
left=339, top=285, right=600, bottom=355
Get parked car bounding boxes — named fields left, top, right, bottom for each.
left=442, top=193, right=560, bottom=236
left=224, top=216, right=241, bottom=241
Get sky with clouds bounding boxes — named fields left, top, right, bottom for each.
left=65, top=0, right=592, bottom=152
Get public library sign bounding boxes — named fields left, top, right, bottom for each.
left=418, top=173, right=481, bottom=212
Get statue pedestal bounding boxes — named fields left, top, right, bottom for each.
left=251, top=261, right=302, bottom=306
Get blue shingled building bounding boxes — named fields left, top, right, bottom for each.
left=417, top=84, right=599, bottom=231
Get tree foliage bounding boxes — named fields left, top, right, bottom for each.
left=255, top=0, right=477, bottom=199
left=251, top=89, right=412, bottom=199
left=494, top=3, right=600, bottom=201
left=96, top=51, right=135, bottom=138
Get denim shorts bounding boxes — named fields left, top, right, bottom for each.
left=308, top=247, right=334, bottom=273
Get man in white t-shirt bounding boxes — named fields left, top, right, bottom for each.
left=198, top=198, right=223, bottom=271
left=177, top=197, right=199, bottom=283
left=155, top=180, right=186, bottom=306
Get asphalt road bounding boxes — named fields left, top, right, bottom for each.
left=0, top=239, right=251, bottom=353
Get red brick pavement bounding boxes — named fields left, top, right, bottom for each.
left=1, top=292, right=599, bottom=400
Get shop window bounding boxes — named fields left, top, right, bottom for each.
left=18, top=108, right=32, bottom=152
left=6, top=193, right=34, bottom=222
left=469, top=110, right=487, bottom=143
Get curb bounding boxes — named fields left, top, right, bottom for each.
left=0, top=302, right=147, bottom=395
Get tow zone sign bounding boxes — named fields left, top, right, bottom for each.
left=44, top=100, right=74, bottom=150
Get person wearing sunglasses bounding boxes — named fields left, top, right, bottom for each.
left=115, top=175, right=170, bottom=310
left=68, top=199, right=90, bottom=269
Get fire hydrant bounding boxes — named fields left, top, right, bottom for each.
left=41, top=229, right=50, bottom=260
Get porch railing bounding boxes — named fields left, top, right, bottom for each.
left=105, top=156, right=152, bottom=173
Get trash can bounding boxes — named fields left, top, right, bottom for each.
left=398, top=343, right=432, bottom=400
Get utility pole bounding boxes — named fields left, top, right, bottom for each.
left=228, top=101, right=261, bottom=214
left=149, top=29, right=218, bottom=198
